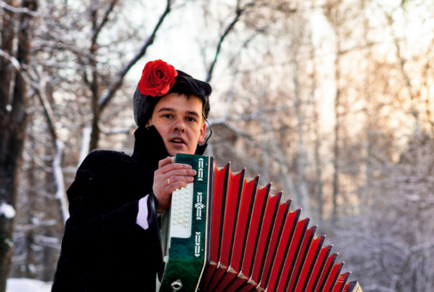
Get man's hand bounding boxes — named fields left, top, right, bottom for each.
left=153, top=157, right=196, bottom=213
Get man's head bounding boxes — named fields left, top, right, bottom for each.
left=133, top=60, right=212, bottom=155
left=146, top=92, right=206, bottom=156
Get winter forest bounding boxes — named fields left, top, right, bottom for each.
left=1, top=0, right=434, bottom=291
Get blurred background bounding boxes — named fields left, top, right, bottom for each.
left=1, top=0, right=434, bottom=291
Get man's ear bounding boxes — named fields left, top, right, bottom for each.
left=145, top=118, right=152, bottom=127
left=198, top=121, right=206, bottom=143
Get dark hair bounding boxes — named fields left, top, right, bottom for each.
left=168, top=79, right=211, bottom=120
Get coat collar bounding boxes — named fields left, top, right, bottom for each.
left=131, top=126, right=207, bottom=170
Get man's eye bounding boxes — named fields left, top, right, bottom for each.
left=186, top=117, right=196, bottom=122
left=163, top=114, right=173, bottom=119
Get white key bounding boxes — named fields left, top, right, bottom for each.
left=170, top=183, right=193, bottom=238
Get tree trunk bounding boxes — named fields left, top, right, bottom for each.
left=332, top=50, right=341, bottom=223
left=293, top=61, right=309, bottom=215
left=0, top=0, right=16, bottom=174
left=309, top=37, right=323, bottom=221
left=89, top=111, right=100, bottom=151
left=0, top=1, right=38, bottom=291
left=43, top=134, right=58, bottom=282
left=331, top=17, right=342, bottom=223
left=88, top=0, right=100, bottom=151
left=24, top=134, right=36, bottom=279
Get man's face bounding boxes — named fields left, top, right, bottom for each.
left=147, top=93, right=206, bottom=156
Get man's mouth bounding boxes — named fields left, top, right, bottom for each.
left=170, top=138, right=186, bottom=144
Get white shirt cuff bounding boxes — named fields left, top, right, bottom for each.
left=136, top=195, right=150, bottom=230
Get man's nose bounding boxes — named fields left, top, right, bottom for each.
left=173, top=118, right=185, bottom=132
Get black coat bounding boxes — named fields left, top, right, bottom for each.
left=52, top=126, right=206, bottom=292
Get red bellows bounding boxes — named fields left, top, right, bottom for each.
left=199, top=162, right=362, bottom=292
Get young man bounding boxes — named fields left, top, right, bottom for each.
left=52, top=60, right=212, bottom=291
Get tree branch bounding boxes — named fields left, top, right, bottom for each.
left=206, top=3, right=252, bottom=82
left=0, top=49, right=21, bottom=70
left=0, top=1, right=39, bottom=17
left=208, top=103, right=292, bottom=124
left=34, top=76, right=57, bottom=149
left=93, top=0, right=118, bottom=42
left=98, top=0, right=173, bottom=110
left=32, top=73, right=69, bottom=223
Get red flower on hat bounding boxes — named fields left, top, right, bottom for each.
left=138, top=60, right=178, bottom=97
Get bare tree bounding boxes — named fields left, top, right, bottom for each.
left=84, top=0, right=174, bottom=150
left=3, top=0, right=434, bottom=289
left=0, top=1, right=38, bottom=291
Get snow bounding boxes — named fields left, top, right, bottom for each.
left=0, top=203, right=16, bottom=219
left=6, top=278, right=52, bottom=292
left=78, top=127, right=92, bottom=165
left=53, top=140, right=69, bottom=222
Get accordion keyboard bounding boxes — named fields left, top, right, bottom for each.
left=169, top=183, right=194, bottom=239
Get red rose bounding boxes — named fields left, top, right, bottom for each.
left=138, top=60, right=178, bottom=97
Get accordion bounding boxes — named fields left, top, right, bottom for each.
left=158, top=154, right=363, bottom=292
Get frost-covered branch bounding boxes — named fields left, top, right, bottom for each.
left=78, top=127, right=92, bottom=166
left=99, top=125, right=131, bottom=135
left=0, top=49, right=21, bottom=70
left=35, top=76, right=57, bottom=148
left=0, top=1, right=39, bottom=17
left=53, top=140, right=68, bottom=223
left=34, top=74, right=69, bottom=223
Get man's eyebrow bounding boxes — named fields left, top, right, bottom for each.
left=158, top=107, right=200, bottom=117
left=157, top=107, right=176, bottom=113
left=186, top=111, right=200, bottom=117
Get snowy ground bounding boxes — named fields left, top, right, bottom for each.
left=6, top=278, right=52, bottom=292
